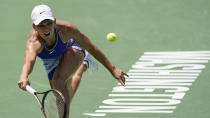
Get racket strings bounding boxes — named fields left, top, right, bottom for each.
left=44, top=91, right=65, bottom=118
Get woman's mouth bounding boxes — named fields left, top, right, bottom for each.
left=44, top=32, right=50, bottom=37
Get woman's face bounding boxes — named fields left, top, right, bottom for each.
left=33, top=19, right=55, bottom=40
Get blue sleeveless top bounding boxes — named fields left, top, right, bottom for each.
left=37, top=28, right=85, bottom=80
left=37, top=29, right=67, bottom=59
left=37, top=29, right=67, bottom=74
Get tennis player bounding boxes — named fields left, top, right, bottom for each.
left=18, top=4, right=127, bottom=118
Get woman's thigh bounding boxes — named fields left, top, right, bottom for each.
left=50, top=48, right=85, bottom=89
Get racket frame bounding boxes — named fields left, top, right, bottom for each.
left=26, top=85, right=67, bottom=118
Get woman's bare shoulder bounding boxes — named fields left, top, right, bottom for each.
left=28, top=29, right=39, bottom=41
left=26, top=29, right=42, bottom=52
left=56, top=20, right=80, bottom=41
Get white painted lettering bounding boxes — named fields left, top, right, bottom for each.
left=102, top=99, right=181, bottom=105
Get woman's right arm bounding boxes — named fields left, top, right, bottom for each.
left=18, top=31, right=42, bottom=91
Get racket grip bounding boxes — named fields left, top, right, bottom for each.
left=26, top=85, right=36, bottom=95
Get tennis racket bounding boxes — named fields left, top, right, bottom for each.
left=26, top=85, right=67, bottom=118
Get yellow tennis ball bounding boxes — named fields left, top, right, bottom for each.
left=107, top=33, right=117, bottom=42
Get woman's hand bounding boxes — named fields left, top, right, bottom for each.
left=18, top=77, right=30, bottom=91
left=112, top=67, right=128, bottom=86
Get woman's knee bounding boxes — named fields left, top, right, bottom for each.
left=65, top=48, right=84, bottom=58
left=63, top=48, right=84, bottom=67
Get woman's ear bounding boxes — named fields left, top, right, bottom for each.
left=32, top=24, right=38, bottom=31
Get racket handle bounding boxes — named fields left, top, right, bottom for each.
left=26, top=85, right=36, bottom=95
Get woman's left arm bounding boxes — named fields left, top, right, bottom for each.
left=66, top=23, right=128, bottom=86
